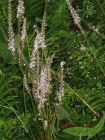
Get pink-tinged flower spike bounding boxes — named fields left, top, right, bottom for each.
left=30, top=0, right=47, bottom=69
left=17, top=0, right=25, bottom=20
left=21, top=18, right=26, bottom=49
left=39, top=58, right=52, bottom=98
left=33, top=57, right=53, bottom=118
left=8, top=0, right=15, bottom=55
left=29, top=48, right=37, bottom=69
left=40, top=0, right=48, bottom=49
left=57, top=61, right=65, bottom=105
left=65, top=0, right=81, bottom=28
left=29, top=24, right=46, bottom=69
left=30, top=31, right=41, bottom=69
left=38, top=65, right=48, bottom=112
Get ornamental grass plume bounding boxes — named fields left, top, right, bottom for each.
left=38, top=65, right=49, bottom=113
left=32, top=57, right=53, bottom=114
left=30, top=1, right=52, bottom=125
left=39, top=58, right=52, bottom=103
left=29, top=29, right=45, bottom=69
left=17, top=0, right=25, bottom=65
left=17, top=0, right=25, bottom=19
left=65, top=0, right=81, bottom=28
left=30, top=1, right=47, bottom=69
left=41, top=0, right=47, bottom=43
left=21, top=18, right=26, bottom=49
left=8, top=0, right=15, bottom=55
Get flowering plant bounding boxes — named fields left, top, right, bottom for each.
left=7, top=0, right=65, bottom=139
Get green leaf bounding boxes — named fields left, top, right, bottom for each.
left=63, top=115, right=105, bottom=139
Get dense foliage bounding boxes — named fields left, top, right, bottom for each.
left=0, top=0, right=105, bottom=140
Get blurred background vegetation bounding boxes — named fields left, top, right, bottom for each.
left=0, top=0, right=105, bottom=139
